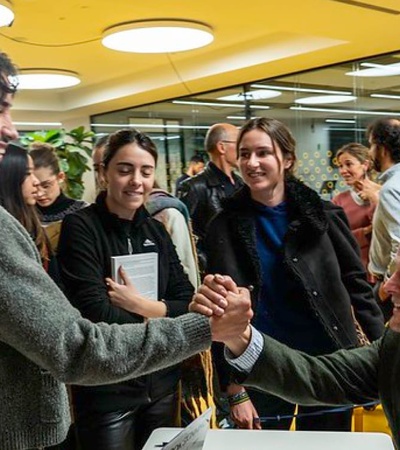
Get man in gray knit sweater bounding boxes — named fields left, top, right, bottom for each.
left=0, top=52, right=252, bottom=450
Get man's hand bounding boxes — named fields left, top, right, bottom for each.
left=189, top=274, right=239, bottom=317
left=227, top=384, right=261, bottom=430
left=354, top=178, right=381, bottom=205
left=231, top=399, right=261, bottom=429
left=379, top=280, right=391, bottom=302
left=209, top=289, right=253, bottom=343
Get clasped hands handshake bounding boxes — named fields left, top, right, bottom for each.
left=190, top=274, right=261, bottom=429
left=189, top=274, right=253, bottom=356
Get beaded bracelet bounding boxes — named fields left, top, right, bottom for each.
left=228, top=391, right=250, bottom=406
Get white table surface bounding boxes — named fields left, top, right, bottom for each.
left=143, top=427, right=394, bottom=450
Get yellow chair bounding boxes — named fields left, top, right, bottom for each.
left=352, top=404, right=391, bottom=436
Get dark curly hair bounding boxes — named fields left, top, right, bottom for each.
left=367, top=118, right=400, bottom=164
left=0, top=52, right=18, bottom=99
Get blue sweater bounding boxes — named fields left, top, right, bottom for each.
left=254, top=200, right=334, bottom=355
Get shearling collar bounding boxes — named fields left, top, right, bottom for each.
left=222, top=176, right=328, bottom=237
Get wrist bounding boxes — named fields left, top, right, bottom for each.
left=132, top=295, right=146, bottom=316
left=228, top=390, right=250, bottom=407
left=226, top=383, right=246, bottom=396
left=225, top=325, right=252, bottom=357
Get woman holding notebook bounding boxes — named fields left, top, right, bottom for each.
left=58, top=129, right=193, bottom=450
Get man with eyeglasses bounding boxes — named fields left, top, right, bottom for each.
left=178, top=123, right=243, bottom=274
left=0, top=51, right=253, bottom=450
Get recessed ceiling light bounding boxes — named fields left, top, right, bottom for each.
left=346, top=62, right=400, bottom=77
left=0, top=0, right=14, bottom=27
left=17, top=69, right=81, bottom=90
left=251, top=84, right=352, bottom=95
left=102, top=20, right=213, bottom=53
left=218, top=90, right=281, bottom=101
left=295, top=95, right=357, bottom=105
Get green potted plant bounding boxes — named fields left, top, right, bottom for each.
left=21, top=126, right=95, bottom=199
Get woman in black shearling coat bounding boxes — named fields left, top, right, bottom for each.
left=205, top=118, right=384, bottom=432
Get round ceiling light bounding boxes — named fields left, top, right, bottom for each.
left=17, top=69, right=81, bottom=90
left=347, top=63, right=400, bottom=77
left=102, top=20, right=214, bottom=53
left=0, top=0, right=14, bottom=27
left=295, top=95, right=357, bottom=105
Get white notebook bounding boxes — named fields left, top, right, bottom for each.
left=111, top=252, right=158, bottom=300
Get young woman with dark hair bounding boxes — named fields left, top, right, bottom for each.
left=205, top=117, right=385, bottom=432
left=58, top=128, right=194, bottom=450
left=0, top=143, right=51, bottom=269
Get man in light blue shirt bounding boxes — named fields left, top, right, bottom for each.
left=367, top=119, right=400, bottom=285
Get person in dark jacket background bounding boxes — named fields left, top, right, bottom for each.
left=174, top=153, right=205, bottom=194
left=58, top=129, right=194, bottom=450
left=178, top=123, right=243, bottom=273
left=205, top=117, right=384, bottom=432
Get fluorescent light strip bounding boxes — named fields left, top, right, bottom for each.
left=250, top=105, right=271, bottom=110
left=323, top=128, right=366, bottom=132
left=251, top=84, right=352, bottom=96
left=152, top=135, right=180, bottom=141
left=173, top=100, right=270, bottom=109
left=15, top=121, right=63, bottom=127
left=93, top=123, right=210, bottom=130
left=290, top=106, right=400, bottom=116
left=226, top=116, right=257, bottom=120
left=325, top=119, right=356, bottom=124
left=370, top=93, right=400, bottom=100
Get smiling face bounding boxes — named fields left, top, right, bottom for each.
left=238, top=128, right=292, bottom=206
left=21, top=155, right=39, bottom=206
left=337, top=152, right=369, bottom=186
left=104, top=143, right=155, bottom=219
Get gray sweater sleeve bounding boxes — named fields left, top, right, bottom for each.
left=244, top=333, right=381, bottom=406
left=0, top=207, right=211, bottom=385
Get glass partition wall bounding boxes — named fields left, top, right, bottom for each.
left=91, top=52, right=400, bottom=195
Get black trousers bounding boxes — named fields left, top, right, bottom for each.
left=248, top=389, right=352, bottom=431
left=74, top=391, right=179, bottom=450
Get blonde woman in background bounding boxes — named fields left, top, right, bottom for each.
left=333, top=143, right=381, bottom=281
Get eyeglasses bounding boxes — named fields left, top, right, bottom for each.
left=221, top=140, right=236, bottom=144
